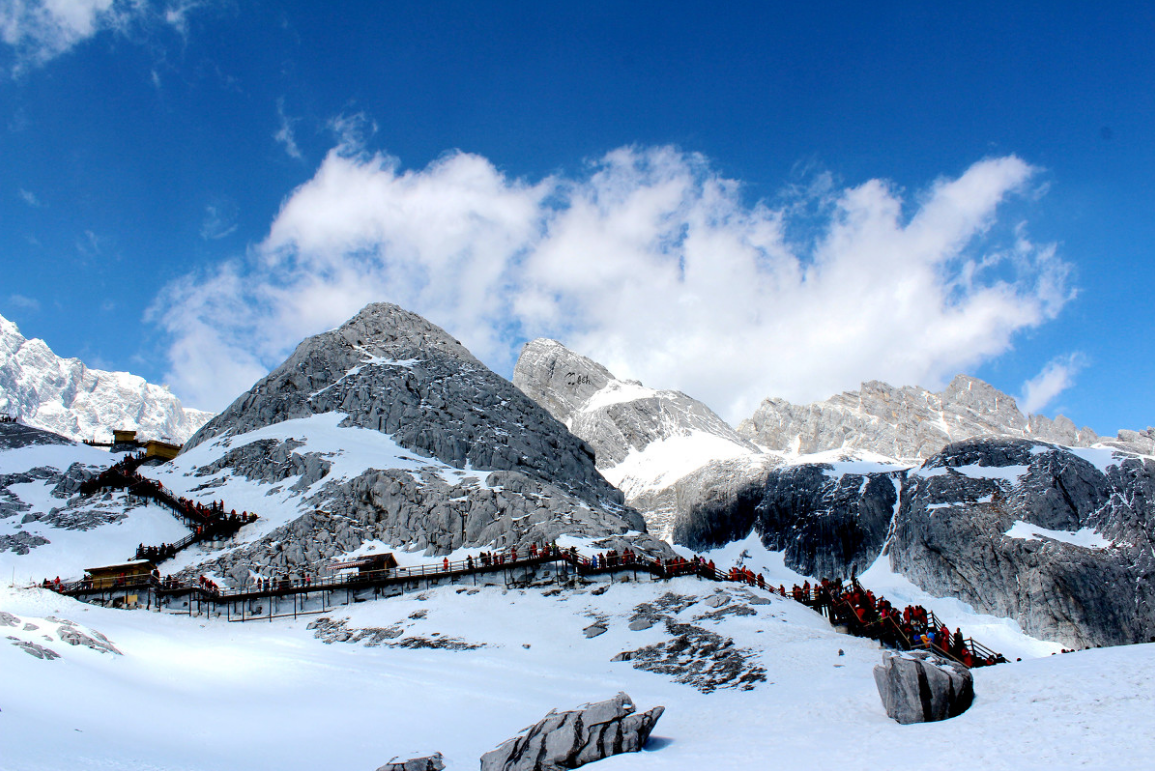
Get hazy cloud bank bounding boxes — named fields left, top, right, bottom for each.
left=151, top=139, right=1073, bottom=421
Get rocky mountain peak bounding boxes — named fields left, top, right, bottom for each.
left=514, top=338, right=760, bottom=538
left=333, top=302, right=481, bottom=365
left=512, top=338, right=614, bottom=427
left=737, top=375, right=1152, bottom=460
left=185, top=303, right=626, bottom=511
left=0, top=311, right=212, bottom=443
left=940, top=374, right=1028, bottom=428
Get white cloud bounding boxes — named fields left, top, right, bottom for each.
left=200, top=198, right=238, bottom=240
left=0, top=0, right=210, bottom=74
left=7, top=293, right=40, bottom=311
left=274, top=98, right=302, bottom=160
left=1019, top=353, right=1087, bottom=415
left=18, top=187, right=41, bottom=206
left=151, top=142, right=1074, bottom=418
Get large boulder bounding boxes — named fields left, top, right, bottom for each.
left=480, top=692, right=664, bottom=771
left=873, top=650, right=974, bottom=724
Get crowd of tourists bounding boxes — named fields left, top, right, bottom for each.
left=80, top=453, right=257, bottom=564
left=782, top=577, right=1006, bottom=667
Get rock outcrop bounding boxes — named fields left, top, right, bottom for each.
left=375, top=752, right=445, bottom=771
left=873, top=650, right=974, bottom=724
left=738, top=375, right=1154, bottom=459
left=673, top=461, right=900, bottom=580
left=888, top=439, right=1155, bottom=648
left=480, top=692, right=663, bottom=771
left=0, top=312, right=213, bottom=443
left=0, top=421, right=73, bottom=451
left=188, top=309, right=618, bottom=510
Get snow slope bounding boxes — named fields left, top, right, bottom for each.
left=1, top=570, right=1143, bottom=771
left=0, top=441, right=194, bottom=584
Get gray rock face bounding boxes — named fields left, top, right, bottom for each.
left=514, top=339, right=758, bottom=537
left=888, top=439, right=1155, bottom=648
left=480, top=692, right=663, bottom=771
left=673, top=462, right=900, bottom=580
left=511, top=339, right=615, bottom=428
left=0, top=422, right=74, bottom=450
left=514, top=339, right=756, bottom=467
left=873, top=650, right=974, bottom=724
left=191, top=465, right=666, bottom=590
left=188, top=306, right=617, bottom=509
left=376, top=753, right=444, bottom=771
left=674, top=435, right=1155, bottom=648
left=739, top=374, right=1153, bottom=460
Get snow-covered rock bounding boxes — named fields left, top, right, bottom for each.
left=677, top=436, right=1155, bottom=648
left=672, top=459, right=901, bottom=580
left=738, top=374, right=1155, bottom=460
left=480, top=692, right=664, bottom=771
left=376, top=753, right=445, bottom=771
left=889, top=439, right=1155, bottom=648
left=0, top=312, right=213, bottom=444
left=160, top=303, right=669, bottom=587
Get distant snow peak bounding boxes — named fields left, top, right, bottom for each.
left=739, top=374, right=1154, bottom=460
left=0, top=312, right=213, bottom=444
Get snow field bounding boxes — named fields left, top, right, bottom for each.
left=2, top=574, right=1147, bottom=771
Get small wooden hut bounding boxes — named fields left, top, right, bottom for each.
left=328, top=553, right=398, bottom=575
left=82, top=560, right=156, bottom=591
left=144, top=439, right=182, bottom=461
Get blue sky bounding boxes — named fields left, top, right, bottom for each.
left=1, top=1, right=1152, bottom=434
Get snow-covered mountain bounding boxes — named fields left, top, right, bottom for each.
left=161, top=303, right=670, bottom=588
left=513, top=340, right=1155, bottom=648
left=514, top=339, right=764, bottom=538
left=3, top=305, right=1155, bottom=770
left=0, top=312, right=213, bottom=444
left=739, top=375, right=1155, bottom=460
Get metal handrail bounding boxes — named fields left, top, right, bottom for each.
left=50, top=548, right=758, bottom=603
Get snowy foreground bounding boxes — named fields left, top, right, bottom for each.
left=3, top=566, right=1151, bottom=771
left=2, top=439, right=1151, bottom=769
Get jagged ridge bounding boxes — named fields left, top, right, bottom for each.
left=0, top=313, right=212, bottom=444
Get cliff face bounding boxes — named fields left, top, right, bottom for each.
left=0, top=313, right=212, bottom=444
left=674, top=438, right=1155, bottom=648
